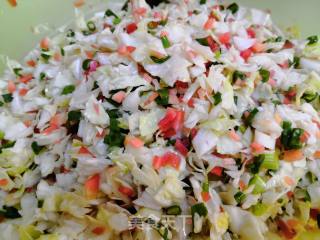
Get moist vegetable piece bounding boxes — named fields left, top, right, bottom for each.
left=1, top=0, right=320, bottom=239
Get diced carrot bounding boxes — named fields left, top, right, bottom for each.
left=228, top=129, right=240, bottom=141
left=279, top=60, right=289, bottom=69
left=7, top=0, right=17, bottom=7
left=49, top=113, right=64, bottom=127
left=125, top=135, right=144, bottom=148
left=92, top=226, right=106, bottom=235
left=203, top=17, right=215, bottom=30
left=126, top=46, right=136, bottom=53
left=277, top=219, right=297, bottom=239
left=313, top=150, right=320, bottom=158
left=118, top=185, right=135, bottom=197
left=73, top=0, right=85, bottom=8
left=246, top=27, right=256, bottom=38
left=250, top=142, right=265, bottom=154
left=284, top=176, right=295, bottom=186
left=85, top=174, right=100, bottom=199
left=152, top=156, right=163, bottom=170
left=286, top=191, right=294, bottom=199
left=211, top=166, right=223, bottom=177
left=174, top=139, right=188, bottom=157
left=283, top=97, right=291, bottom=105
left=160, top=31, right=168, bottom=38
left=144, top=92, right=159, bottom=106
left=240, top=49, right=252, bottom=61
left=53, top=52, right=61, bottom=62
left=239, top=179, right=246, bottom=191
left=7, top=80, right=16, bottom=93
left=126, top=22, right=138, bottom=34
left=268, top=78, right=276, bottom=87
left=300, top=131, right=310, bottom=143
left=40, top=37, right=50, bottom=50
left=0, top=179, right=8, bottom=187
left=85, top=50, right=95, bottom=59
left=78, top=146, right=94, bottom=156
left=207, top=36, right=220, bottom=52
left=316, top=131, right=320, bottom=139
left=134, top=7, right=147, bottom=16
left=112, top=91, right=126, bottom=103
left=287, top=219, right=299, bottom=228
left=42, top=125, right=59, bottom=135
left=201, top=191, right=211, bottom=202
left=152, top=152, right=181, bottom=170
left=19, top=74, right=33, bottom=84
left=153, top=11, right=163, bottom=19
left=251, top=42, right=265, bottom=53
left=19, top=88, right=28, bottom=96
left=26, top=60, right=36, bottom=67
left=283, top=149, right=303, bottom=162
left=218, top=32, right=231, bottom=45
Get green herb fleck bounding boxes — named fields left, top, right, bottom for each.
left=155, top=89, right=170, bottom=106
left=234, top=191, right=246, bottom=204
left=2, top=93, right=13, bottom=103
left=31, top=142, right=44, bottom=155
left=307, top=35, right=318, bottom=45
left=227, top=3, right=239, bottom=14
left=259, top=68, right=270, bottom=82
left=213, top=92, right=222, bottom=105
left=61, top=85, right=76, bottom=95
left=150, top=55, right=171, bottom=64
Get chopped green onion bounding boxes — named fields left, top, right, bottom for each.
left=200, top=0, right=206, bottom=4
left=227, top=3, right=239, bottom=14
left=202, top=182, right=210, bottom=192
left=302, top=91, right=318, bottom=103
left=259, top=68, right=270, bottom=82
left=155, top=88, right=170, bottom=106
left=251, top=203, right=268, bottom=216
left=248, top=155, right=264, bottom=174
left=0, top=206, right=21, bottom=219
left=113, top=17, right=121, bottom=25
left=166, top=205, right=182, bottom=215
left=159, top=18, right=168, bottom=26
left=232, top=70, right=246, bottom=82
left=0, top=101, right=4, bottom=107
left=87, top=21, right=96, bottom=32
left=104, top=111, right=125, bottom=148
left=66, top=29, right=75, bottom=38
left=213, top=92, right=222, bottom=105
left=1, top=140, right=16, bottom=149
left=68, top=110, right=82, bottom=122
left=31, top=141, right=44, bottom=155
left=191, top=202, right=208, bottom=217
left=61, top=85, right=76, bottom=95
left=243, top=108, right=259, bottom=126
left=306, top=171, right=317, bottom=183
left=196, top=37, right=209, bottom=46
left=249, top=175, right=266, bottom=194
left=280, top=121, right=304, bottom=150
left=41, top=52, right=51, bottom=62
left=82, top=59, right=93, bottom=71
left=105, top=9, right=118, bottom=18
left=260, top=152, right=280, bottom=170
left=150, top=55, right=171, bottom=64
left=307, top=35, right=318, bottom=45
left=161, top=36, right=171, bottom=49
left=13, top=67, right=23, bottom=77
left=289, top=56, right=300, bottom=68
left=2, top=93, right=13, bottom=103
left=0, top=131, right=4, bottom=140
left=40, top=72, right=47, bottom=81
left=234, top=191, right=246, bottom=204
left=60, top=47, right=65, bottom=56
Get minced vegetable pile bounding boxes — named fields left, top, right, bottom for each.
left=1, top=0, right=320, bottom=239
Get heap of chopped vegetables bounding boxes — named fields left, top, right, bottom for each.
left=1, top=0, right=320, bottom=239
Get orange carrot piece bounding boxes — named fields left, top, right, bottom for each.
left=73, top=0, right=85, bottom=8
left=284, top=176, right=295, bottom=186
left=313, top=150, right=320, bottom=158
left=7, top=0, right=17, bottom=7
left=229, top=129, right=240, bottom=141
left=92, top=226, right=106, bottom=235
left=283, top=149, right=303, bottom=162
left=112, top=91, right=126, bottom=103
left=201, top=191, right=211, bottom=202
left=40, top=37, right=49, bottom=50
left=0, top=179, right=8, bottom=187
left=7, top=80, right=16, bottom=93
left=85, top=174, right=100, bottom=199
left=26, top=60, right=36, bottom=67
left=125, top=136, right=144, bottom=148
